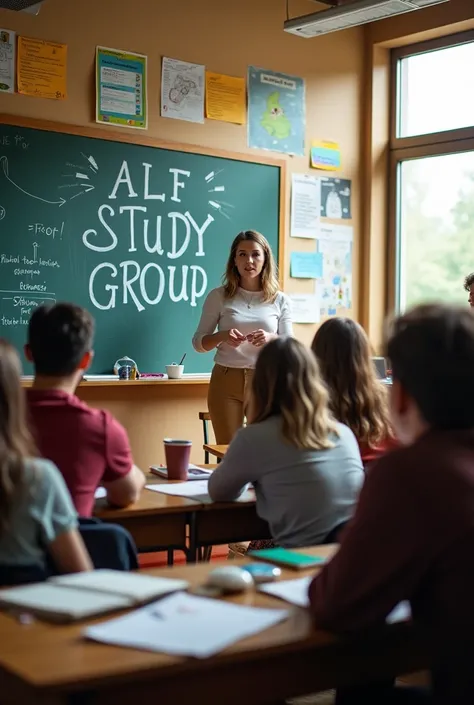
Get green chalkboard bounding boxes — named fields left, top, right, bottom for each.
left=0, top=117, right=284, bottom=374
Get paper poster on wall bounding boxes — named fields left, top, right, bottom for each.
left=320, top=177, right=351, bottom=219
left=310, top=140, right=342, bottom=171
left=290, top=174, right=320, bottom=239
left=161, top=57, right=205, bottom=124
left=205, top=72, right=246, bottom=124
left=0, top=29, right=16, bottom=93
left=290, top=251, right=323, bottom=279
left=247, top=66, right=305, bottom=156
left=96, top=47, right=147, bottom=129
left=317, top=230, right=353, bottom=315
left=289, top=294, right=320, bottom=324
left=17, top=36, right=67, bottom=100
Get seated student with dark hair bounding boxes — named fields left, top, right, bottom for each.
left=25, top=303, right=145, bottom=517
left=464, top=272, right=474, bottom=308
left=309, top=304, right=474, bottom=705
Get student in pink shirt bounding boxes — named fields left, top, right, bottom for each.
left=309, top=304, right=474, bottom=704
left=25, top=303, right=145, bottom=517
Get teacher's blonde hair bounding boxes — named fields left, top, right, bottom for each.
left=223, top=230, right=279, bottom=303
left=250, top=337, right=338, bottom=450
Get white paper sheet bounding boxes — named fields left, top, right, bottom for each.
left=289, top=294, right=320, bottom=324
left=0, top=29, right=16, bottom=93
left=84, top=591, right=288, bottom=658
left=260, top=579, right=412, bottom=625
left=161, top=57, right=205, bottom=123
left=318, top=223, right=353, bottom=243
left=259, top=576, right=312, bottom=608
left=290, top=174, right=321, bottom=239
left=145, top=482, right=254, bottom=503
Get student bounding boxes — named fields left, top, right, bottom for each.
left=208, top=338, right=364, bottom=547
left=25, top=303, right=145, bottom=517
left=309, top=304, right=474, bottom=705
left=0, top=339, right=91, bottom=576
left=312, top=317, right=395, bottom=465
left=463, top=272, right=474, bottom=307
left=192, top=230, right=293, bottom=445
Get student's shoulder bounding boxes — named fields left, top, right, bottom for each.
left=237, top=416, right=280, bottom=444
left=333, top=422, right=360, bottom=451
left=23, top=457, right=65, bottom=490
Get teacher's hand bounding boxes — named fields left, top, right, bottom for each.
left=221, top=328, right=246, bottom=348
left=246, top=330, right=273, bottom=348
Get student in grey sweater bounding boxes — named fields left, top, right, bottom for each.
left=208, top=337, right=364, bottom=548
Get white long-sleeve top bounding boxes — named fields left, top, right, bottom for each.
left=192, top=286, right=293, bottom=369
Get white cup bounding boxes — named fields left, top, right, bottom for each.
left=166, top=364, right=184, bottom=379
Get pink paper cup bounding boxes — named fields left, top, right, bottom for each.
left=164, top=439, right=192, bottom=481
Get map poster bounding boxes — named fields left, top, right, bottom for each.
left=96, top=46, right=147, bottom=130
left=247, top=66, right=305, bottom=156
left=161, top=57, right=204, bottom=124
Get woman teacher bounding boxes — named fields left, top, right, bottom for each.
left=192, top=230, right=293, bottom=444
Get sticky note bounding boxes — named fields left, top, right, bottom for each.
left=290, top=252, right=323, bottom=279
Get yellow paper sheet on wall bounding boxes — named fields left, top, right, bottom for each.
left=205, top=72, right=245, bottom=124
left=17, top=36, right=67, bottom=100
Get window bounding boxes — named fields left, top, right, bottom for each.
left=390, top=32, right=474, bottom=312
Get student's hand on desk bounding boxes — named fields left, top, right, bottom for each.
left=222, top=328, right=246, bottom=348
left=247, top=330, right=273, bottom=347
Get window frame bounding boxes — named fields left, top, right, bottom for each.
left=388, top=30, right=474, bottom=312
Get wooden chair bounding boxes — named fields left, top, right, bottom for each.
left=199, top=411, right=211, bottom=463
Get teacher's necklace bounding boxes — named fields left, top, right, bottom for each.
left=240, top=289, right=255, bottom=309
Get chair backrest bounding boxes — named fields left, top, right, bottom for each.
left=323, top=521, right=348, bottom=545
left=79, top=522, right=139, bottom=571
left=0, top=563, right=48, bottom=587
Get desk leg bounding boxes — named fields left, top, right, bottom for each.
left=167, top=550, right=174, bottom=566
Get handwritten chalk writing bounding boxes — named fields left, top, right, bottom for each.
left=0, top=135, right=26, bottom=148
left=14, top=268, right=40, bottom=279
left=19, top=282, right=47, bottom=292
left=143, top=163, right=165, bottom=201
left=89, top=262, right=207, bottom=312
left=82, top=206, right=213, bottom=257
left=170, top=169, right=190, bottom=203
left=28, top=223, right=60, bottom=238
left=108, top=161, right=138, bottom=200
left=1, top=254, right=19, bottom=264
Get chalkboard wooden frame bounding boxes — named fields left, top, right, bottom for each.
left=0, top=114, right=287, bottom=283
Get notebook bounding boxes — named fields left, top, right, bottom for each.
left=0, top=570, right=189, bottom=623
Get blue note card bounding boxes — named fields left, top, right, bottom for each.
left=290, top=252, right=323, bottom=279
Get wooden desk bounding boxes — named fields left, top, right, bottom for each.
left=203, top=443, right=228, bottom=460
left=0, top=548, right=428, bottom=705
left=94, top=483, right=199, bottom=558
left=95, top=470, right=270, bottom=563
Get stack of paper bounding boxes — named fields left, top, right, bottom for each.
left=85, top=591, right=288, bottom=657
left=145, top=481, right=254, bottom=503
left=0, top=570, right=189, bottom=623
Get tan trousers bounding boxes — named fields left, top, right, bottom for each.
left=208, top=364, right=254, bottom=445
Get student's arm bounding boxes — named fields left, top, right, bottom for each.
left=277, top=294, right=293, bottom=337
left=101, top=415, right=145, bottom=508
left=49, top=529, right=93, bottom=573
left=208, top=428, right=256, bottom=501
left=308, top=455, right=431, bottom=632
left=36, top=460, right=93, bottom=573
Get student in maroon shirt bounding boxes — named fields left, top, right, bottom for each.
left=309, top=304, right=474, bottom=704
left=25, top=303, right=145, bottom=517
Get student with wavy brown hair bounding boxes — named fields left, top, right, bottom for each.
left=192, top=230, right=293, bottom=445
left=312, top=317, right=396, bottom=465
left=208, top=338, right=364, bottom=547
left=0, top=339, right=91, bottom=577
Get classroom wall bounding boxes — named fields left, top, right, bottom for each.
left=0, top=0, right=364, bottom=346
left=0, top=0, right=365, bottom=463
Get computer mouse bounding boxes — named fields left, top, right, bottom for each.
left=206, top=566, right=254, bottom=593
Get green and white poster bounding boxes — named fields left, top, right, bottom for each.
left=247, top=66, right=305, bottom=156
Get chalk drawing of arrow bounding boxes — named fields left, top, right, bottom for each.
left=33, top=242, right=39, bottom=262
left=0, top=156, right=66, bottom=207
